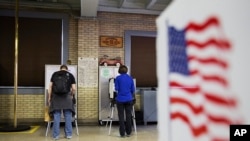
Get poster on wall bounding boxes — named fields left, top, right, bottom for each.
left=78, top=57, right=98, bottom=87
left=156, top=0, right=250, bottom=141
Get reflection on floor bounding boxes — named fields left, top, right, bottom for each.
left=0, top=124, right=158, bottom=141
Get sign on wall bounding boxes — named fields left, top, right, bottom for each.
left=100, top=36, right=123, bottom=48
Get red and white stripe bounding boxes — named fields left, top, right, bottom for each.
left=170, top=16, right=242, bottom=141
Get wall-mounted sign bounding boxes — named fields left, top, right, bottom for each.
left=100, top=36, right=123, bottom=48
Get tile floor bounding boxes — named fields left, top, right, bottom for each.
left=0, top=124, right=158, bottom=141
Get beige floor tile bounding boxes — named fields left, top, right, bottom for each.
left=0, top=124, right=158, bottom=141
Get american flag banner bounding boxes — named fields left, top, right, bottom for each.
left=168, top=16, right=242, bottom=141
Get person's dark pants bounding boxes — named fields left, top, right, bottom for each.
left=116, top=101, right=133, bottom=136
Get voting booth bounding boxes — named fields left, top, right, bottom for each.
left=44, top=64, right=79, bottom=136
left=98, top=66, right=120, bottom=124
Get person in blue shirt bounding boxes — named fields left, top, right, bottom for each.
left=115, top=65, right=135, bottom=137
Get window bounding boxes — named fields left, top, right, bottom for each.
left=0, top=10, right=69, bottom=94
left=125, top=31, right=157, bottom=87
left=0, top=16, right=61, bottom=87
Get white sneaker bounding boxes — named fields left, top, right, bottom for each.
left=66, top=136, right=72, bottom=139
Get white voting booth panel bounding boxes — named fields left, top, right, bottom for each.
left=99, top=66, right=120, bottom=124
left=156, top=1, right=250, bottom=141
left=44, top=64, right=78, bottom=136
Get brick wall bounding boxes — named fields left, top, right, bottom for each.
left=0, top=12, right=157, bottom=124
left=68, top=17, right=78, bottom=65
left=0, top=94, right=44, bottom=123
left=74, top=12, right=157, bottom=124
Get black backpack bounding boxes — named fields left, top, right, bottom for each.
left=52, top=71, right=70, bottom=95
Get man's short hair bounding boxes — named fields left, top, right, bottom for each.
left=60, top=64, right=68, bottom=70
left=118, top=65, right=128, bottom=74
